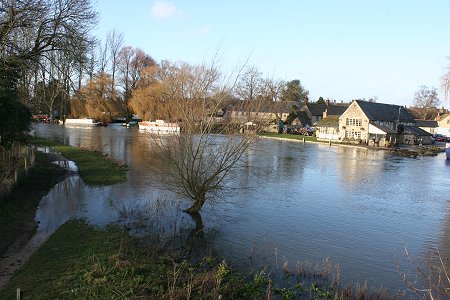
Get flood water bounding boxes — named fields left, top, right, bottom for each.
left=32, top=123, right=450, bottom=293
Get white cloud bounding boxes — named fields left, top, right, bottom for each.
left=150, top=1, right=183, bottom=19
left=198, top=26, right=211, bottom=36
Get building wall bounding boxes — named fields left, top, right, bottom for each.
left=438, top=116, right=450, bottom=128
left=338, top=102, right=370, bottom=142
left=437, top=116, right=450, bottom=137
left=317, top=126, right=339, bottom=140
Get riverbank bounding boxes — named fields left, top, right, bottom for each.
left=0, top=219, right=393, bottom=299
left=0, top=152, right=67, bottom=258
left=258, top=133, right=444, bottom=157
left=30, top=138, right=128, bottom=185
left=0, top=138, right=128, bottom=289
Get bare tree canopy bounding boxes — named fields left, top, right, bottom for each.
left=442, top=57, right=450, bottom=102
left=413, top=85, right=440, bottom=119
left=0, top=0, right=98, bottom=65
left=139, top=59, right=259, bottom=214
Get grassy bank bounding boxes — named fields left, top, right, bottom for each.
left=0, top=220, right=256, bottom=299
left=30, top=139, right=127, bottom=186
left=259, top=133, right=321, bottom=143
left=0, top=152, right=67, bottom=257
left=0, top=219, right=394, bottom=299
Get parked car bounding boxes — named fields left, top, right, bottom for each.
left=434, top=135, right=449, bottom=142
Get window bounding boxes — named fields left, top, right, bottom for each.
left=345, top=130, right=361, bottom=139
left=346, top=118, right=362, bottom=126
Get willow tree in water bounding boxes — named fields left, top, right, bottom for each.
left=139, top=59, right=267, bottom=214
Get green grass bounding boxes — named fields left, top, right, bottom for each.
left=0, top=152, right=67, bottom=257
left=0, top=219, right=390, bottom=299
left=30, top=138, right=128, bottom=186
left=259, top=132, right=319, bottom=142
left=0, top=220, right=254, bottom=299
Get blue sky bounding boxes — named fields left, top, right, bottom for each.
left=95, top=1, right=450, bottom=107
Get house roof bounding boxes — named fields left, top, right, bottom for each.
left=302, top=103, right=327, bottom=116
left=369, top=122, right=397, bottom=134
left=403, top=126, right=432, bottom=136
left=355, top=100, right=415, bottom=122
left=316, top=115, right=339, bottom=127
left=295, top=111, right=312, bottom=126
left=226, top=100, right=297, bottom=114
left=414, top=119, right=438, bottom=128
left=325, top=104, right=349, bottom=116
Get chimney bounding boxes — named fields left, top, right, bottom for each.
left=326, top=98, right=330, bottom=107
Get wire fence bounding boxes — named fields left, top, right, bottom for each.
left=0, top=143, right=35, bottom=200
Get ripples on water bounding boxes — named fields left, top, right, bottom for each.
left=33, top=124, right=450, bottom=292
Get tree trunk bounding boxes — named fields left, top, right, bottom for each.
left=184, top=193, right=206, bottom=214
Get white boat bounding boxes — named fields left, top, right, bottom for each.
left=62, top=118, right=100, bottom=126
left=446, top=143, right=450, bottom=160
left=138, top=120, right=180, bottom=134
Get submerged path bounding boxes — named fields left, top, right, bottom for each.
left=0, top=139, right=128, bottom=289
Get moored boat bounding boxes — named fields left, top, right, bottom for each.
left=138, top=120, right=180, bottom=133
left=61, top=118, right=100, bottom=126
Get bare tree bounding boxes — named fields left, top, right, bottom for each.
left=107, top=29, right=124, bottom=99
left=442, top=57, right=450, bottom=102
left=400, top=247, right=450, bottom=299
left=413, top=86, right=440, bottom=119
left=130, top=48, right=156, bottom=90
left=234, top=66, right=264, bottom=102
left=118, top=46, right=135, bottom=108
left=0, top=0, right=97, bottom=66
left=144, top=60, right=258, bottom=214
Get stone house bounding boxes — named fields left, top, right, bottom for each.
left=316, top=100, right=349, bottom=140
left=316, top=115, right=340, bottom=140
left=339, top=100, right=416, bottom=146
left=300, top=103, right=326, bottom=125
left=436, top=114, right=450, bottom=137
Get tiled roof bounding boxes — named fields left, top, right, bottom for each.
left=356, top=100, right=414, bottom=122
left=303, top=103, right=327, bottom=116
left=326, top=105, right=349, bottom=116
left=403, top=126, right=432, bottom=136
left=295, top=111, right=312, bottom=126
left=414, top=119, right=438, bottom=128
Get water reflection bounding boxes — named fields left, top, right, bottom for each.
left=32, top=124, right=450, bottom=292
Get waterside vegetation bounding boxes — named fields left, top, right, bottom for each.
left=0, top=152, right=67, bottom=257
left=0, top=219, right=395, bottom=299
left=29, top=139, right=127, bottom=186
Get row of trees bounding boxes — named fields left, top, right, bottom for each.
left=0, top=0, right=97, bottom=147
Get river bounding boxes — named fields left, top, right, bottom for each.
left=32, top=123, right=450, bottom=293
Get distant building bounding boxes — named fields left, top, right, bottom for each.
left=316, top=115, right=340, bottom=140
left=414, top=119, right=438, bottom=135
left=436, top=114, right=450, bottom=137
left=338, top=100, right=432, bottom=146
left=300, top=103, right=326, bottom=125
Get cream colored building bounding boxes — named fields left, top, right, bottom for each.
left=339, top=100, right=415, bottom=146
left=436, top=114, right=450, bottom=137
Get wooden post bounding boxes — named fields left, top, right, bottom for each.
left=303, top=137, right=305, bottom=143
left=329, top=140, right=331, bottom=146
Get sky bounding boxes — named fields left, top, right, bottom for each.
left=95, top=0, right=450, bottom=107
